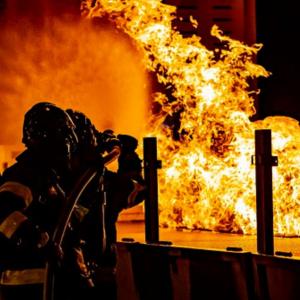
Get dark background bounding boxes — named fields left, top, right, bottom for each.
left=256, top=1, right=300, bottom=121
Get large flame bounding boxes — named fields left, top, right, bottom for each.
left=91, top=1, right=299, bottom=235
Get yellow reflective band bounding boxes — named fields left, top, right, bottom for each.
left=0, top=211, right=28, bottom=239
left=0, top=181, right=33, bottom=207
left=127, top=180, right=146, bottom=208
left=0, top=268, right=45, bottom=285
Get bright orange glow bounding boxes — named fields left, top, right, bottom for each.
left=84, top=0, right=300, bottom=236
left=0, top=14, right=149, bottom=145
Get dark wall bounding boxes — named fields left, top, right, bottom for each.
left=256, top=1, right=300, bottom=120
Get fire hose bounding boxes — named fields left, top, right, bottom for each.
left=43, top=146, right=121, bottom=300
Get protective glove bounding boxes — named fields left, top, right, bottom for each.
left=117, top=134, right=142, bottom=176
left=96, top=130, right=121, bottom=153
left=11, top=218, right=49, bottom=250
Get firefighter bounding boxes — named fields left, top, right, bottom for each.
left=0, top=102, right=78, bottom=300
left=91, top=130, right=145, bottom=300
left=55, top=109, right=105, bottom=300
left=65, top=109, right=146, bottom=300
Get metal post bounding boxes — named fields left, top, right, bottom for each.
left=143, top=137, right=161, bottom=243
left=253, top=129, right=277, bottom=255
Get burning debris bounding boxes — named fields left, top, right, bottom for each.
left=83, top=0, right=300, bottom=236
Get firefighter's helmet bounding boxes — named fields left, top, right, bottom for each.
left=22, top=102, right=78, bottom=161
left=66, top=109, right=97, bottom=149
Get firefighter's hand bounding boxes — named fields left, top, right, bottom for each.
left=118, top=151, right=142, bottom=175
left=73, top=247, right=95, bottom=288
left=11, top=219, right=49, bottom=250
left=117, top=134, right=142, bottom=176
left=37, top=231, right=50, bottom=249
left=117, top=134, right=138, bottom=153
left=96, top=129, right=121, bottom=153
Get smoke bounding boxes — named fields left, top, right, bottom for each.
left=0, top=15, right=150, bottom=145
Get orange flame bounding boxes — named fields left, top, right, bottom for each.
left=85, top=0, right=300, bottom=236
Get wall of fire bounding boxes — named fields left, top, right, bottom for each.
left=0, top=0, right=299, bottom=172
left=167, top=0, right=300, bottom=122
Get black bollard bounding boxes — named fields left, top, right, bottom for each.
left=253, top=130, right=278, bottom=255
left=143, top=137, right=161, bottom=244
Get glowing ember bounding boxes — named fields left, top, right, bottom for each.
left=84, top=0, right=300, bottom=236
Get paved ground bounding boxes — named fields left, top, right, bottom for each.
left=117, top=221, right=300, bottom=257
